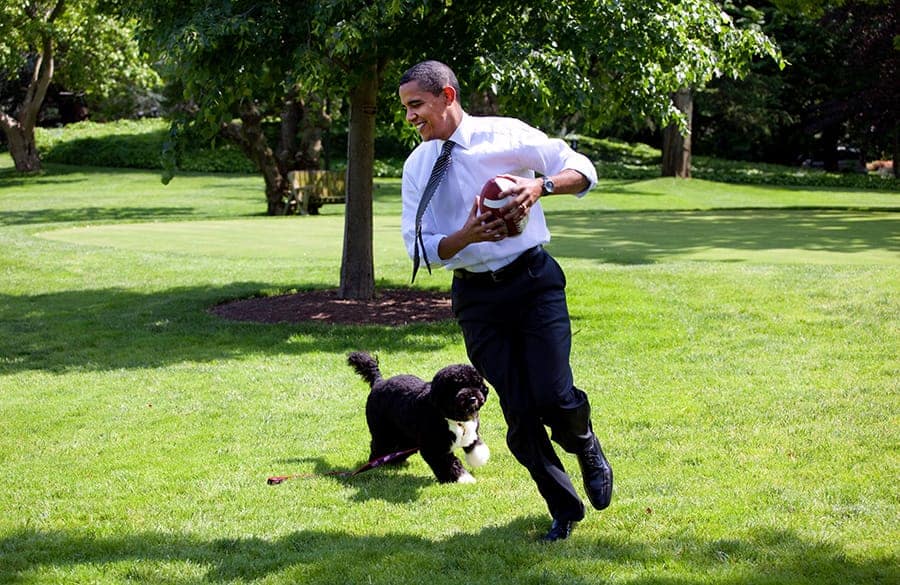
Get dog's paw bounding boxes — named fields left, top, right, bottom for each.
left=465, top=442, right=490, bottom=468
left=457, top=471, right=476, bottom=484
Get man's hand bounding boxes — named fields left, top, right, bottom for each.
left=438, top=199, right=508, bottom=259
left=495, top=176, right=542, bottom=227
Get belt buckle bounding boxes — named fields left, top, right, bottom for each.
left=489, top=269, right=503, bottom=283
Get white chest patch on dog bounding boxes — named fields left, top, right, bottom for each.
left=448, top=419, right=478, bottom=449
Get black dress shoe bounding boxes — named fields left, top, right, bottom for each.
left=542, top=519, right=576, bottom=542
left=578, top=434, right=613, bottom=510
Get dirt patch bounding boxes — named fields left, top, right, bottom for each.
left=210, top=288, right=453, bottom=326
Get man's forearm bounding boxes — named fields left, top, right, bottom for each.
left=544, top=169, right=590, bottom=195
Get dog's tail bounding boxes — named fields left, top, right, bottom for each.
left=347, top=351, right=382, bottom=388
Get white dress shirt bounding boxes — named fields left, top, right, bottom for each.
left=401, top=113, right=598, bottom=273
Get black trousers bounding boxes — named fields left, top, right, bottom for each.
left=451, top=247, right=594, bottom=522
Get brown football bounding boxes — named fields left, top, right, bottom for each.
left=477, top=175, right=528, bottom=236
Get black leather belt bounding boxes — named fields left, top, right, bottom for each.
left=453, top=246, right=542, bottom=284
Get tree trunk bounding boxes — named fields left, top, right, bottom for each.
left=2, top=6, right=62, bottom=175
left=297, top=94, right=329, bottom=170
left=662, top=88, right=693, bottom=178
left=277, top=88, right=302, bottom=171
left=277, top=88, right=325, bottom=171
left=1, top=119, right=42, bottom=173
left=221, top=103, right=290, bottom=215
left=339, top=65, right=377, bottom=300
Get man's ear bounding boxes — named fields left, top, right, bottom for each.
left=442, top=86, right=456, bottom=104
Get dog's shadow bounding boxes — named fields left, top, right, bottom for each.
left=279, top=456, right=434, bottom=503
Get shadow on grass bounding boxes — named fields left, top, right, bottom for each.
left=0, top=282, right=460, bottom=374
left=284, top=456, right=434, bottom=504
left=0, top=172, right=88, bottom=189
left=0, top=161, right=132, bottom=187
left=0, top=206, right=200, bottom=226
left=0, top=163, right=265, bottom=226
left=547, top=208, right=900, bottom=265
left=0, top=524, right=895, bottom=584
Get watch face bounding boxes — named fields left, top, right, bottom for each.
left=543, top=177, right=555, bottom=194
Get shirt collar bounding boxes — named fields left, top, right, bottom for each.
left=447, top=113, right=472, bottom=151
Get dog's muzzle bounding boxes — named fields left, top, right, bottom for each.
left=456, top=390, right=486, bottom=419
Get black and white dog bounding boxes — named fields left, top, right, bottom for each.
left=347, top=351, right=490, bottom=483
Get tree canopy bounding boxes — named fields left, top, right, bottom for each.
left=131, top=0, right=781, bottom=173
left=470, top=1, right=780, bottom=134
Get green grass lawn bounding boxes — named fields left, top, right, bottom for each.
left=1, top=154, right=898, bottom=584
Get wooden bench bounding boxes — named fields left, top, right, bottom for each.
left=287, top=170, right=346, bottom=215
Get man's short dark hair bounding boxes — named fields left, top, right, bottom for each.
left=399, top=60, right=461, bottom=97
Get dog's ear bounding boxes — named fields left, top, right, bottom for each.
left=468, top=367, right=488, bottom=397
left=472, top=374, right=488, bottom=397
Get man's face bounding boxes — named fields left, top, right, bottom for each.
left=398, top=80, right=455, bottom=141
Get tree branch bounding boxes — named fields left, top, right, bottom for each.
left=20, top=0, right=67, bottom=126
left=47, top=0, right=67, bottom=23
left=22, top=35, right=55, bottom=129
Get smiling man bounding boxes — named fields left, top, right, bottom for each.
left=398, top=60, right=614, bottom=542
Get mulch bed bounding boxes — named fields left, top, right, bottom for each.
left=210, top=288, right=453, bottom=326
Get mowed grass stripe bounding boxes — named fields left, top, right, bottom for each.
left=39, top=218, right=404, bottom=261
left=39, top=210, right=899, bottom=265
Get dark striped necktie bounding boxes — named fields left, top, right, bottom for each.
left=412, top=139, right=456, bottom=283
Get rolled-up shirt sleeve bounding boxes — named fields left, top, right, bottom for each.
left=518, top=130, right=597, bottom=196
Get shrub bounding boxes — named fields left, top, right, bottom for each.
left=692, top=156, right=900, bottom=191
left=571, top=135, right=898, bottom=191
left=36, top=120, right=167, bottom=169
left=36, top=119, right=255, bottom=173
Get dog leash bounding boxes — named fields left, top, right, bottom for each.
left=267, top=448, right=419, bottom=485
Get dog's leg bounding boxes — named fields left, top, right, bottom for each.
left=366, top=405, right=415, bottom=465
left=464, top=438, right=490, bottom=468
left=369, top=438, right=415, bottom=466
left=421, top=448, right=474, bottom=483
left=457, top=471, right=476, bottom=484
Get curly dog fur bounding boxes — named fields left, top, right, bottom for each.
left=347, top=351, right=490, bottom=483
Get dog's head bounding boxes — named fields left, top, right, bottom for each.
left=429, top=364, right=489, bottom=421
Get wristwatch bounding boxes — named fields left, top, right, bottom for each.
left=541, top=176, right=555, bottom=196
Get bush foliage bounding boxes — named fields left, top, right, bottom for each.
left=574, top=135, right=899, bottom=191
left=35, top=119, right=255, bottom=174
left=31, top=119, right=898, bottom=191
